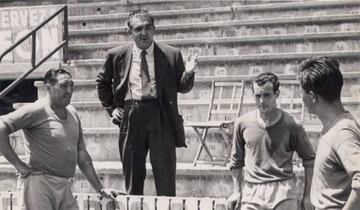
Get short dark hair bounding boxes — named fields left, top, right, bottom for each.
left=127, top=9, right=154, bottom=29
left=44, top=68, right=72, bottom=85
left=297, top=56, right=343, bottom=102
left=252, top=72, right=280, bottom=93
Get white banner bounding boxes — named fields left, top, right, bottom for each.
left=0, top=5, right=63, bottom=64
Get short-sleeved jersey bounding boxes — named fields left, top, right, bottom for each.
left=229, top=109, right=315, bottom=183
left=0, top=98, right=86, bottom=178
left=311, top=112, right=360, bottom=209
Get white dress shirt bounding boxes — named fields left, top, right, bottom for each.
left=125, top=42, right=157, bottom=100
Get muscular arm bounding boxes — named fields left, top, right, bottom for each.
left=77, top=149, right=119, bottom=198
left=0, top=122, right=29, bottom=175
left=227, top=167, right=243, bottom=209
left=302, top=166, right=314, bottom=210
left=77, top=149, right=104, bottom=193
left=303, top=166, right=313, bottom=198
left=227, top=119, right=245, bottom=209
left=292, top=123, right=315, bottom=209
left=336, top=127, right=360, bottom=210
left=231, top=167, right=243, bottom=194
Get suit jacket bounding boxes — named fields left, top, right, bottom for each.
left=96, top=42, right=194, bottom=147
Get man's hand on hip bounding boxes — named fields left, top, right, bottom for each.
left=15, top=161, right=31, bottom=178
left=111, top=108, right=125, bottom=125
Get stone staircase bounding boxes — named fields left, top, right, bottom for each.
left=1, top=0, right=360, bottom=203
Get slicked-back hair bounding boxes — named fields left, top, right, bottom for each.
left=252, top=72, right=280, bottom=93
left=44, top=68, right=72, bottom=85
left=127, top=9, right=154, bottom=29
left=297, top=56, right=343, bottom=102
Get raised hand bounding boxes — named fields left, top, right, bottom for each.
left=185, top=53, right=198, bottom=74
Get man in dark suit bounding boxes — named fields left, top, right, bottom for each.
left=96, top=9, right=197, bottom=196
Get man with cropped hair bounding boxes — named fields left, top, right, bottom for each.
left=0, top=68, right=117, bottom=210
left=297, top=56, right=360, bottom=210
left=227, top=72, right=315, bottom=210
left=96, top=9, right=197, bottom=196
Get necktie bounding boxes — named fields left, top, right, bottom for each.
left=140, top=50, right=150, bottom=82
left=140, top=50, right=152, bottom=99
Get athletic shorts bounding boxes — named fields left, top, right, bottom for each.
left=17, top=172, right=78, bottom=210
left=241, top=178, right=298, bottom=210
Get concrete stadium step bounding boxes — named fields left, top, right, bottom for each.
left=178, top=96, right=358, bottom=125
left=66, top=50, right=360, bottom=80
left=68, top=1, right=360, bottom=30
left=67, top=0, right=239, bottom=16
left=68, top=14, right=360, bottom=44
left=68, top=31, right=360, bottom=60
left=34, top=73, right=360, bottom=103
left=63, top=96, right=359, bottom=129
left=176, top=76, right=360, bottom=101
left=8, top=124, right=323, bottom=163
left=0, top=161, right=306, bottom=199
left=69, top=7, right=233, bottom=30
left=0, top=0, right=237, bottom=10
left=0, top=0, right=127, bottom=7
left=0, top=61, right=63, bottom=80
left=6, top=126, right=226, bottom=163
left=181, top=51, right=360, bottom=77
left=233, top=0, right=360, bottom=20
left=0, top=161, right=234, bottom=197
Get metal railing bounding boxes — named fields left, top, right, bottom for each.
left=0, top=5, right=68, bottom=100
left=0, top=192, right=227, bottom=210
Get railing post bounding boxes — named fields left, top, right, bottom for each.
left=31, top=32, right=36, bottom=67
left=63, top=5, right=69, bottom=64
left=87, top=195, right=90, bottom=210
left=10, top=193, right=13, bottom=210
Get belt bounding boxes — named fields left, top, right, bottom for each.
left=124, top=99, right=158, bottom=107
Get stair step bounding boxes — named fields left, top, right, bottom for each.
left=0, top=62, right=62, bottom=80
left=68, top=1, right=360, bottom=30
left=66, top=50, right=360, bottom=80
left=12, top=97, right=360, bottom=133
left=0, top=161, right=233, bottom=197
left=232, top=0, right=360, bottom=20
left=0, top=161, right=305, bottom=198
left=69, top=6, right=233, bottom=30
left=68, top=31, right=360, bottom=60
left=68, top=14, right=360, bottom=44
left=0, top=0, right=127, bottom=8
left=67, top=0, right=360, bottom=21
left=8, top=125, right=322, bottom=163
left=67, top=0, right=239, bottom=16
left=34, top=75, right=360, bottom=102
left=6, top=127, right=228, bottom=163
left=66, top=100, right=360, bottom=128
